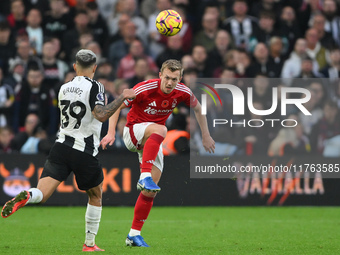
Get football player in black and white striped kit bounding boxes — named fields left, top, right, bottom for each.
left=1, top=49, right=136, bottom=252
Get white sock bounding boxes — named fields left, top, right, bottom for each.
left=85, top=204, right=102, bottom=247
left=27, top=188, right=43, bottom=204
left=129, top=229, right=141, bottom=237
left=140, top=172, right=151, bottom=180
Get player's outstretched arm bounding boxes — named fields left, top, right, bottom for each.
left=100, top=103, right=127, bottom=150
left=193, top=102, right=215, bottom=153
left=92, top=89, right=135, bottom=123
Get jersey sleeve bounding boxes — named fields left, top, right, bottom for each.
left=89, top=81, right=106, bottom=111
left=123, top=83, right=144, bottom=107
left=183, top=89, right=198, bottom=108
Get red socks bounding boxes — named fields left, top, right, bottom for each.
left=141, top=133, right=164, bottom=173
left=131, top=193, right=154, bottom=231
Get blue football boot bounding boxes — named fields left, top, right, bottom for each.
left=137, top=177, right=161, bottom=192
left=125, top=235, right=150, bottom=247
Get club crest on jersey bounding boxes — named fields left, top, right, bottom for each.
left=172, top=98, right=177, bottom=108
left=96, top=93, right=105, bottom=101
left=161, top=100, right=169, bottom=108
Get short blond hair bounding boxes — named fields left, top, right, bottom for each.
left=160, top=59, right=183, bottom=77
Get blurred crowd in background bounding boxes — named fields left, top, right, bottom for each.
left=0, top=0, right=339, bottom=157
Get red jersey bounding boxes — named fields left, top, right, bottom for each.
left=124, top=79, right=198, bottom=126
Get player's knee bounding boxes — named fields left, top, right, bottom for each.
left=154, top=125, right=167, bottom=138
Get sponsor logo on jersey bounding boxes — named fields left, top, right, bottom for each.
left=144, top=107, right=173, bottom=115
left=148, top=101, right=157, bottom=107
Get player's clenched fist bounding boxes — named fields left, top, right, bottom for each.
left=122, top=89, right=136, bottom=100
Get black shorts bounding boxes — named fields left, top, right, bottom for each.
left=40, top=142, right=104, bottom=190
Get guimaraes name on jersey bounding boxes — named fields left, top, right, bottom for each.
left=62, top=87, right=83, bottom=96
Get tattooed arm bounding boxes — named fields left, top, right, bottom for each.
left=92, top=89, right=135, bottom=123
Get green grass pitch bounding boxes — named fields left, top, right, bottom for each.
left=0, top=206, right=339, bottom=254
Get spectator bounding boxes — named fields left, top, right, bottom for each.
left=127, top=58, right=150, bottom=88
left=10, top=113, right=39, bottom=151
left=96, top=0, right=117, bottom=21
left=14, top=67, right=57, bottom=134
left=20, top=124, right=50, bottom=154
left=320, top=48, right=340, bottom=82
left=108, top=20, right=138, bottom=69
left=182, top=67, right=198, bottom=87
left=95, top=60, right=115, bottom=80
left=108, top=0, right=147, bottom=44
left=222, top=0, right=258, bottom=49
left=156, top=34, right=184, bottom=68
left=311, top=13, right=336, bottom=49
left=309, top=81, right=327, bottom=108
left=26, top=9, right=43, bottom=55
left=68, top=0, right=90, bottom=16
left=0, top=22, right=16, bottom=75
left=140, top=0, right=157, bottom=21
left=193, top=12, right=219, bottom=52
left=41, top=40, right=69, bottom=91
left=116, top=39, right=158, bottom=79
left=298, top=87, right=323, bottom=135
left=249, top=11, right=282, bottom=52
left=207, top=30, right=232, bottom=76
left=267, top=37, right=285, bottom=77
left=279, top=6, right=301, bottom=53
left=43, top=0, right=72, bottom=39
left=62, top=10, right=90, bottom=61
left=86, top=41, right=104, bottom=64
left=106, top=13, right=130, bottom=46
left=246, top=43, right=279, bottom=78
left=250, top=0, right=282, bottom=19
left=250, top=74, right=272, bottom=109
left=310, top=100, right=340, bottom=155
left=10, top=39, right=43, bottom=75
left=7, top=0, right=26, bottom=31
left=213, top=49, right=238, bottom=78
left=322, top=0, right=340, bottom=47
left=0, top=126, right=14, bottom=153
left=181, top=54, right=196, bottom=70
left=291, top=56, right=322, bottom=88
left=71, top=31, right=94, bottom=58
left=191, top=45, right=213, bottom=77
left=281, top=38, right=318, bottom=85
left=86, top=1, right=108, bottom=48
left=268, top=115, right=311, bottom=156
left=4, top=58, right=25, bottom=89
left=305, top=28, right=330, bottom=71
left=237, top=101, right=277, bottom=155
left=0, top=67, right=14, bottom=127
left=235, top=49, right=251, bottom=77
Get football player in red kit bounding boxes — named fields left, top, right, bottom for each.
left=100, top=59, right=215, bottom=247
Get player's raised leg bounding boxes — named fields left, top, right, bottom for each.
left=126, top=166, right=161, bottom=247
left=82, top=182, right=105, bottom=252
left=137, top=124, right=166, bottom=192
left=1, top=176, right=60, bottom=218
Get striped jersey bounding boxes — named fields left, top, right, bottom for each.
left=124, top=79, right=197, bottom=126
left=56, top=76, right=105, bottom=156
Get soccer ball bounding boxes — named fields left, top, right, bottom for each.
left=155, top=10, right=183, bottom=36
